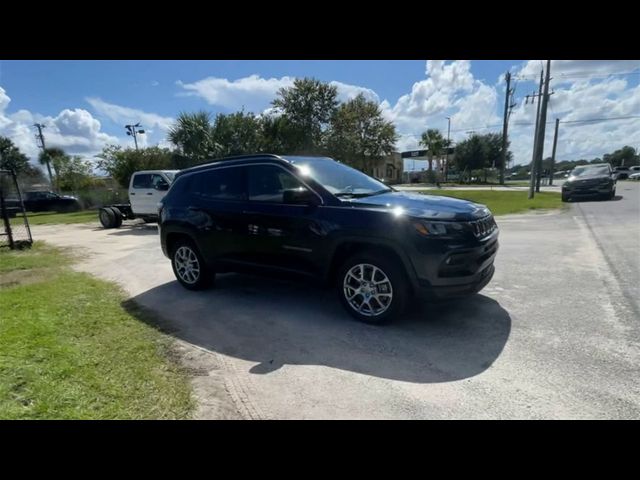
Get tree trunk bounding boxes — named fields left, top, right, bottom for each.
left=428, top=153, right=433, bottom=171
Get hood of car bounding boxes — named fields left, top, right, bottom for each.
left=342, top=190, right=491, bottom=221
left=566, top=173, right=611, bottom=183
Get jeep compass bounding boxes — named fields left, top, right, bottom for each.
left=159, top=155, right=499, bottom=324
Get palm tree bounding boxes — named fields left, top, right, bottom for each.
left=419, top=129, right=450, bottom=172
left=167, top=111, right=216, bottom=163
left=39, top=147, right=66, bottom=192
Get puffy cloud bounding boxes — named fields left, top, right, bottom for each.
left=330, top=81, right=380, bottom=103
left=0, top=86, right=119, bottom=162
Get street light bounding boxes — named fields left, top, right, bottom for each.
left=125, top=123, right=145, bottom=150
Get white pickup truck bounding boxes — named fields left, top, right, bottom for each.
left=98, top=170, right=178, bottom=228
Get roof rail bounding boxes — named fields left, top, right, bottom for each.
left=175, top=153, right=285, bottom=176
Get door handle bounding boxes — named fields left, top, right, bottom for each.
left=242, top=210, right=258, bottom=215
left=188, top=206, right=203, bottom=212
left=146, top=192, right=153, bottom=195
left=130, top=192, right=135, bottom=195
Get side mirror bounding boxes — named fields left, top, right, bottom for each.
left=283, top=188, right=319, bottom=206
left=155, top=182, right=169, bottom=191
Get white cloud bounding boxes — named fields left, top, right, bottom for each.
left=330, top=81, right=380, bottom=103
left=0, top=86, right=119, bottom=162
left=518, top=60, right=639, bottom=79
left=86, top=97, right=174, bottom=132
left=177, top=74, right=384, bottom=113
left=177, top=74, right=295, bottom=111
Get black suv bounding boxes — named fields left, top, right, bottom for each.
left=159, top=155, right=499, bottom=324
left=562, top=163, right=616, bottom=202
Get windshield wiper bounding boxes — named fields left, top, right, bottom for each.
left=335, top=189, right=392, bottom=199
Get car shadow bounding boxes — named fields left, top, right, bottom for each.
left=123, top=273, right=512, bottom=384
left=571, top=195, right=623, bottom=203
left=91, top=224, right=159, bottom=236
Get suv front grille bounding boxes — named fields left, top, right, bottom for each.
left=467, top=215, right=497, bottom=239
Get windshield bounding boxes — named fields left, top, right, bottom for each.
left=571, top=166, right=610, bottom=177
left=284, top=156, right=390, bottom=197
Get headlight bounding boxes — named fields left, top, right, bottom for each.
left=412, top=221, right=465, bottom=237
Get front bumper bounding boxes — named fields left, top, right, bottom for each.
left=563, top=182, right=614, bottom=197
left=410, top=229, right=499, bottom=300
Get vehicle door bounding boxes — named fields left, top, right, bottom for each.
left=243, top=164, right=326, bottom=275
left=129, top=173, right=166, bottom=215
left=186, top=166, right=249, bottom=265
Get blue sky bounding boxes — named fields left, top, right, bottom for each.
left=1, top=60, right=638, bottom=168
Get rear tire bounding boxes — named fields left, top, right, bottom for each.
left=110, top=207, right=123, bottom=228
left=99, top=207, right=116, bottom=228
left=170, top=238, right=213, bottom=290
left=337, top=252, right=408, bottom=325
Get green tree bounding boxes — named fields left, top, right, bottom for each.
left=258, top=115, right=302, bottom=154
left=419, top=129, right=450, bottom=172
left=603, top=146, right=638, bottom=167
left=39, top=147, right=69, bottom=192
left=167, top=111, right=218, bottom=162
left=96, top=145, right=174, bottom=188
left=454, top=133, right=511, bottom=183
left=0, top=136, right=30, bottom=174
left=325, top=93, right=397, bottom=174
left=271, top=77, right=338, bottom=154
left=211, top=111, right=262, bottom=157
left=54, top=155, right=94, bottom=192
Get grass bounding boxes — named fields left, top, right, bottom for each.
left=18, top=210, right=98, bottom=225
left=0, top=242, right=194, bottom=419
left=419, top=190, right=565, bottom=216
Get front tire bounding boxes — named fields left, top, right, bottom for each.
left=170, top=239, right=212, bottom=290
left=561, top=192, right=571, bottom=202
left=337, top=253, right=408, bottom=325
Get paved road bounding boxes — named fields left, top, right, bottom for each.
left=32, top=182, right=640, bottom=419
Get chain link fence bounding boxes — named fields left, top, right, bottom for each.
left=0, top=169, right=33, bottom=249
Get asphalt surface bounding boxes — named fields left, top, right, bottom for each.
left=31, top=181, right=640, bottom=419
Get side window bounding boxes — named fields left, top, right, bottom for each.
left=248, top=165, right=304, bottom=203
left=151, top=174, right=168, bottom=189
left=132, top=174, right=152, bottom=189
left=191, top=167, right=246, bottom=201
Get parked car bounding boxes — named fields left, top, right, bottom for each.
left=629, top=172, right=640, bottom=181
left=22, top=191, right=81, bottom=212
left=562, top=164, right=616, bottom=202
left=159, top=154, right=499, bottom=325
left=613, top=166, right=631, bottom=180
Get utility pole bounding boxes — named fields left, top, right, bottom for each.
left=528, top=70, right=544, bottom=199
left=445, top=116, right=451, bottom=182
left=535, top=60, right=552, bottom=193
left=549, top=118, right=560, bottom=186
left=499, top=71, right=516, bottom=185
left=33, top=123, right=55, bottom=190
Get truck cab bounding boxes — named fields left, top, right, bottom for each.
left=129, top=170, right=178, bottom=216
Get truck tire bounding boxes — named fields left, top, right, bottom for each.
left=109, top=207, right=123, bottom=228
left=170, top=238, right=213, bottom=290
left=337, top=252, right=408, bottom=325
left=99, top=207, right=116, bottom=228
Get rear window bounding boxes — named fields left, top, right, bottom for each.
left=189, top=167, right=246, bottom=201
